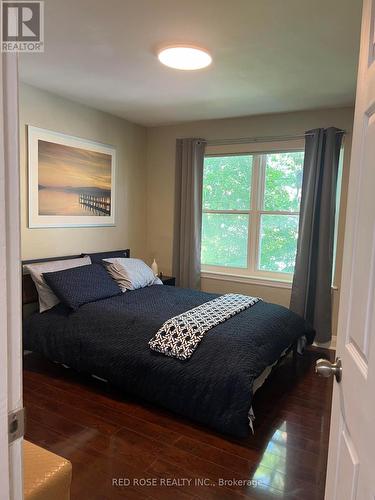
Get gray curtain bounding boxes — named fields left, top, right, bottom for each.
left=173, top=138, right=207, bottom=289
left=290, top=127, right=343, bottom=343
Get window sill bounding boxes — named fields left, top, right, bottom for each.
left=201, top=271, right=341, bottom=292
left=200, top=270, right=293, bottom=289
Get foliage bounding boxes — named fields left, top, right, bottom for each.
left=259, top=215, right=299, bottom=273
left=201, top=152, right=304, bottom=273
left=263, top=152, right=303, bottom=212
left=261, top=151, right=303, bottom=273
left=202, top=155, right=252, bottom=210
left=201, top=213, right=248, bottom=267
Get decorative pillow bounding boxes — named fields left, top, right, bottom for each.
left=82, top=249, right=129, bottom=264
left=43, top=263, right=122, bottom=311
left=103, top=258, right=163, bottom=292
left=24, top=257, right=91, bottom=312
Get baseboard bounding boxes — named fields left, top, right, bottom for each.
left=313, top=336, right=337, bottom=351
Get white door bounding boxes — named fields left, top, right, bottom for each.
left=0, top=53, right=23, bottom=500
left=324, top=1, right=375, bottom=498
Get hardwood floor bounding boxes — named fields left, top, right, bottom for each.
left=23, top=348, right=334, bottom=500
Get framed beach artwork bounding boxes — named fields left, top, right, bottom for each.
left=28, top=126, right=116, bottom=228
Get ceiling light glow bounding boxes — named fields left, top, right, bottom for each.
left=157, top=46, right=212, bottom=70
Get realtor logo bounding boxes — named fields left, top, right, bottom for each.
left=1, top=1, right=44, bottom=52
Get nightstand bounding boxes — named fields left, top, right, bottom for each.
left=160, top=275, right=176, bottom=286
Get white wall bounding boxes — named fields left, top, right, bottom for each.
left=20, top=84, right=147, bottom=260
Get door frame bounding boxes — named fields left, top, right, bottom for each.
left=0, top=52, right=23, bottom=500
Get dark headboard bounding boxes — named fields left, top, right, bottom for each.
left=22, top=249, right=130, bottom=306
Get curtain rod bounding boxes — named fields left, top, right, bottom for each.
left=206, top=130, right=346, bottom=146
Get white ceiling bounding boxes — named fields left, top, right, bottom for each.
left=19, top=0, right=362, bottom=126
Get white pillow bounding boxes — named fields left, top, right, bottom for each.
left=103, top=258, right=163, bottom=292
left=24, top=256, right=91, bottom=312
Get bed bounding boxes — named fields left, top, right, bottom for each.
left=22, top=251, right=315, bottom=438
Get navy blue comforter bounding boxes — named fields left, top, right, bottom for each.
left=23, top=285, right=314, bottom=437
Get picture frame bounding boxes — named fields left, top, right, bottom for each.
left=28, top=126, right=116, bottom=228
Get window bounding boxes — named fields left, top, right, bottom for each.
left=201, top=143, right=305, bottom=282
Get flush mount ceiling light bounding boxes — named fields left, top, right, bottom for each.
left=157, top=45, right=212, bottom=70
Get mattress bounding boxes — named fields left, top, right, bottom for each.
left=23, top=285, right=314, bottom=437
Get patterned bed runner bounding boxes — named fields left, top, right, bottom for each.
left=149, top=294, right=261, bottom=360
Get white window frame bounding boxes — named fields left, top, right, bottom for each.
left=201, top=139, right=305, bottom=287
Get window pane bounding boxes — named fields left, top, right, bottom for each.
left=203, top=155, right=252, bottom=210
left=263, top=151, right=304, bottom=212
left=201, top=213, right=248, bottom=267
left=259, top=214, right=299, bottom=273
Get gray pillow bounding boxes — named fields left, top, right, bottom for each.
left=24, top=256, right=91, bottom=312
left=103, top=258, right=163, bottom=292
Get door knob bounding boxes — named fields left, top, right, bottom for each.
left=315, top=357, right=342, bottom=383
